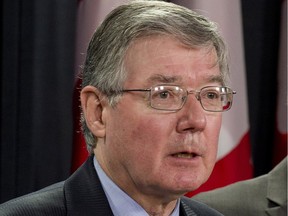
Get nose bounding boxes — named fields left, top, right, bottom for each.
left=176, top=94, right=207, bottom=133
left=187, top=90, right=201, bottom=101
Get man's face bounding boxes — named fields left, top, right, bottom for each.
left=94, top=36, right=222, bottom=200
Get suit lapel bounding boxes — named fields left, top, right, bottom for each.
left=180, top=199, right=197, bottom=216
left=180, top=197, right=223, bottom=216
left=64, top=155, right=114, bottom=216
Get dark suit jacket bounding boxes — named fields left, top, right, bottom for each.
left=0, top=155, right=223, bottom=216
left=193, top=157, right=287, bottom=216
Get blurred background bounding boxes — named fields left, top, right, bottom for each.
left=1, top=0, right=287, bottom=203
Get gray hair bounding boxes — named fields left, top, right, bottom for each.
left=81, top=0, right=229, bottom=153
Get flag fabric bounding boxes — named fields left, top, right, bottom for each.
left=72, top=77, right=88, bottom=172
left=171, top=0, right=253, bottom=197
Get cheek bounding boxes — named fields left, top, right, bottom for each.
left=108, top=109, right=169, bottom=152
left=206, top=115, right=222, bottom=162
left=110, top=115, right=169, bottom=177
left=132, top=118, right=161, bottom=138
left=131, top=117, right=170, bottom=151
left=207, top=113, right=222, bottom=138
left=129, top=115, right=178, bottom=168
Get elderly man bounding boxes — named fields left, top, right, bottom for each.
left=0, top=1, right=236, bottom=215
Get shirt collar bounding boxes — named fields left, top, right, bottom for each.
left=93, top=156, right=180, bottom=216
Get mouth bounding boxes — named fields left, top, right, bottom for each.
left=172, top=152, right=201, bottom=159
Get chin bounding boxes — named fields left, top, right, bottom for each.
left=173, top=180, right=202, bottom=193
left=176, top=174, right=209, bottom=192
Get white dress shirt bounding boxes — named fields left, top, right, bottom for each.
left=94, top=156, right=180, bottom=216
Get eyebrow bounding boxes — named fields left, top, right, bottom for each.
left=207, top=74, right=225, bottom=85
left=146, top=74, right=183, bottom=85
left=146, top=74, right=225, bottom=86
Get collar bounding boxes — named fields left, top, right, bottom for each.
left=64, top=155, right=114, bottom=216
left=93, top=156, right=180, bottom=216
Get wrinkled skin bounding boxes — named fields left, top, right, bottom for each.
left=81, top=35, right=222, bottom=215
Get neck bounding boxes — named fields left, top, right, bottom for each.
left=140, top=198, right=178, bottom=216
left=94, top=150, right=180, bottom=215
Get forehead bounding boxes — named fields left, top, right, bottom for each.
left=123, top=35, right=222, bottom=87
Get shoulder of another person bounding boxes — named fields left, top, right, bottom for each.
left=180, top=196, right=223, bottom=216
left=0, top=181, right=66, bottom=216
left=194, top=173, right=268, bottom=202
left=191, top=175, right=269, bottom=216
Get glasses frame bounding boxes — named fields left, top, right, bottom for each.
left=120, top=85, right=236, bottom=112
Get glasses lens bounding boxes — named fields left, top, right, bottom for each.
left=150, top=86, right=185, bottom=110
left=200, top=87, right=233, bottom=112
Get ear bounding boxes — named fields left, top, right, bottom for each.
left=80, top=86, right=107, bottom=138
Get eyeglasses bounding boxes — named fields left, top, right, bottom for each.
left=120, top=85, right=236, bottom=112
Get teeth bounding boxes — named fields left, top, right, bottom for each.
left=174, top=153, right=195, bottom=158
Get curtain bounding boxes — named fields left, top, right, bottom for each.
left=1, top=0, right=77, bottom=203
left=241, top=0, right=286, bottom=176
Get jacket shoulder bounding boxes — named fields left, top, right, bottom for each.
left=181, top=196, right=223, bottom=216
left=0, top=182, right=66, bottom=216
left=192, top=175, right=268, bottom=215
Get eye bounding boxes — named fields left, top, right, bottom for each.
left=149, top=86, right=185, bottom=110
left=151, top=86, right=180, bottom=101
left=153, top=90, right=174, bottom=100
left=159, top=91, right=170, bottom=99
left=202, top=90, right=220, bottom=100
left=207, top=92, right=218, bottom=99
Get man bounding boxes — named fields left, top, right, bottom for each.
left=0, top=1, right=236, bottom=215
left=193, top=157, right=287, bottom=216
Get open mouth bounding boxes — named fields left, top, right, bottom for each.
left=172, top=152, right=199, bottom=158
